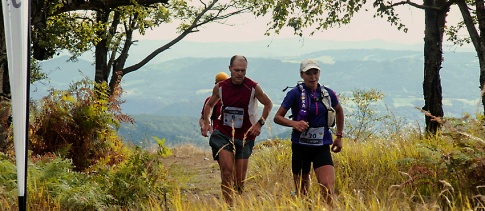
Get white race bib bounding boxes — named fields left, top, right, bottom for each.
left=223, top=107, right=244, bottom=128
left=299, top=127, right=325, bottom=145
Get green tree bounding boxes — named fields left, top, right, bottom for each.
left=448, top=0, right=485, bottom=116
left=1, top=0, right=255, bottom=146
left=340, top=89, right=388, bottom=142
left=421, top=0, right=448, bottom=134
left=1, top=0, right=171, bottom=96
left=2, top=0, right=255, bottom=95
left=248, top=0, right=454, bottom=134
left=389, top=0, right=454, bottom=133
left=28, top=0, right=253, bottom=94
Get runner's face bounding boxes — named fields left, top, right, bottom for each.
left=229, top=59, right=247, bottom=84
left=300, top=68, right=320, bottom=88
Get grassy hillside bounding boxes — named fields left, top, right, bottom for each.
left=12, top=40, right=484, bottom=210
left=2, top=114, right=484, bottom=210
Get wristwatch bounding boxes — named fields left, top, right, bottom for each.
left=258, top=119, right=265, bottom=126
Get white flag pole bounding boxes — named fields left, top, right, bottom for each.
left=1, top=0, right=30, bottom=210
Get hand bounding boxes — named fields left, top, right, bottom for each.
left=331, top=136, right=342, bottom=153
left=292, top=120, right=309, bottom=132
left=201, top=122, right=213, bottom=137
left=248, top=122, right=262, bottom=137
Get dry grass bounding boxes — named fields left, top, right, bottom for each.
left=3, top=113, right=484, bottom=210
left=161, top=127, right=484, bottom=210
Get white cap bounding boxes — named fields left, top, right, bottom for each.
left=300, top=59, right=321, bottom=72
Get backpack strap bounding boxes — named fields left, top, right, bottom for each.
left=298, top=83, right=307, bottom=111
left=297, top=83, right=309, bottom=121
left=321, top=86, right=336, bottom=127
left=320, top=86, right=333, bottom=111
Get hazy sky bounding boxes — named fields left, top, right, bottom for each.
left=136, top=4, right=467, bottom=47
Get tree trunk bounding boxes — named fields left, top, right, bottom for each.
left=422, top=0, right=448, bottom=134
left=108, top=11, right=129, bottom=94
left=476, top=0, right=485, bottom=115
left=94, top=11, right=110, bottom=83
left=0, top=2, right=11, bottom=97
left=0, top=5, right=7, bottom=97
left=457, top=0, right=485, bottom=115
left=0, top=7, right=9, bottom=150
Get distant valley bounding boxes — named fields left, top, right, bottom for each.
left=33, top=39, right=482, bottom=146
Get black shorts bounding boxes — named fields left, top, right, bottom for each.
left=209, top=129, right=255, bottom=160
left=291, top=143, right=334, bottom=175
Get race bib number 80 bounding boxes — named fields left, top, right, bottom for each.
left=223, top=107, right=244, bottom=128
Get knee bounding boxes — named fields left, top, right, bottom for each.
left=221, top=168, right=233, bottom=180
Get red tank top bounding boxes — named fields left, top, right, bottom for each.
left=215, top=77, right=258, bottom=140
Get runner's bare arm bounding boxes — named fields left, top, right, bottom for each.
left=254, top=84, right=272, bottom=123
left=202, top=85, right=220, bottom=137
left=332, top=103, right=344, bottom=152
left=246, top=84, right=272, bottom=137
left=334, top=103, right=344, bottom=136
left=273, top=106, right=308, bottom=132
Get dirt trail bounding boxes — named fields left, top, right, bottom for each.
left=162, top=146, right=221, bottom=202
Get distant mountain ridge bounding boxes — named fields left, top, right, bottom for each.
left=33, top=39, right=482, bottom=145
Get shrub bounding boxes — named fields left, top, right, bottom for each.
left=339, top=88, right=390, bottom=142
left=391, top=114, right=485, bottom=209
left=30, top=78, right=131, bottom=171
left=103, top=140, right=172, bottom=208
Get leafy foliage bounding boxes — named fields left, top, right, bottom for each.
left=1, top=140, right=173, bottom=210
left=396, top=114, right=485, bottom=200
left=339, top=88, right=390, bottom=142
left=0, top=152, right=17, bottom=190
left=153, top=136, right=173, bottom=158
left=31, top=0, right=255, bottom=84
left=29, top=78, right=130, bottom=171
left=102, top=144, right=172, bottom=208
left=28, top=154, right=111, bottom=210
left=0, top=99, right=11, bottom=152
left=245, top=0, right=406, bottom=36
left=30, top=59, right=47, bottom=83
left=32, top=1, right=171, bottom=60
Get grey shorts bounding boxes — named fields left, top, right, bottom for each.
left=209, top=129, right=255, bottom=160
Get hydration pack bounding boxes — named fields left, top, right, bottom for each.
left=297, top=83, right=336, bottom=128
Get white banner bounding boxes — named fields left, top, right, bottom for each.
left=2, top=0, right=30, bottom=203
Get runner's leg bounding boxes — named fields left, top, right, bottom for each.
left=235, top=158, right=248, bottom=194
left=293, top=172, right=310, bottom=196
left=314, top=165, right=335, bottom=204
left=218, top=149, right=235, bottom=206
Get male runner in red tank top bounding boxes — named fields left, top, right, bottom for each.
left=201, top=55, right=273, bottom=206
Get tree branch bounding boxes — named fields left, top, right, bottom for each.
left=194, top=8, right=250, bottom=28
left=121, top=0, right=219, bottom=75
left=456, top=0, right=482, bottom=53
left=107, top=10, right=121, bottom=72
left=391, top=0, right=455, bottom=11
left=54, top=0, right=169, bottom=15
